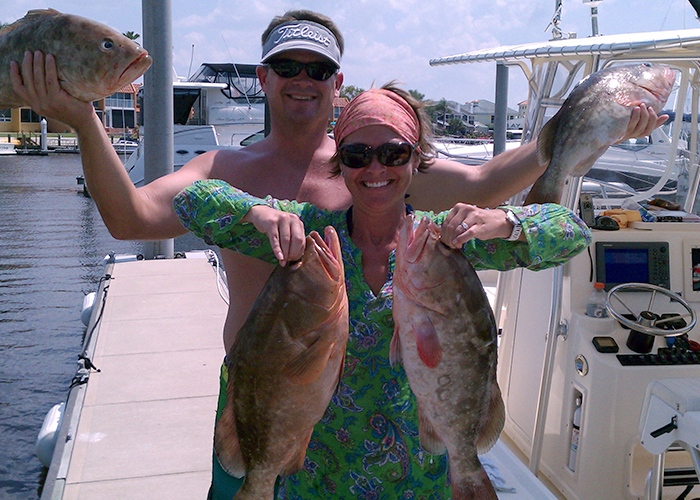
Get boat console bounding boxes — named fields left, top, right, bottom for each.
left=498, top=221, right=700, bottom=500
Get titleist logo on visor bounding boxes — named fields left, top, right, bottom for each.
left=273, top=23, right=332, bottom=48
left=261, top=20, right=341, bottom=67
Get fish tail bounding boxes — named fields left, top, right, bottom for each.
left=450, top=465, right=499, bottom=500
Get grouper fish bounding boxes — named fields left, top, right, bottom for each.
left=525, top=63, right=676, bottom=205
left=214, top=227, right=349, bottom=500
left=390, top=215, right=505, bottom=500
left=0, top=9, right=152, bottom=107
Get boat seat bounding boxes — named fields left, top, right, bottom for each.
left=638, top=378, right=700, bottom=499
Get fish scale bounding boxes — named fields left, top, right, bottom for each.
left=0, top=9, right=152, bottom=108
left=391, top=214, right=504, bottom=500
left=525, top=63, right=676, bottom=205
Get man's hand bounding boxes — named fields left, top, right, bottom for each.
left=10, top=51, right=95, bottom=130
left=618, top=103, right=668, bottom=143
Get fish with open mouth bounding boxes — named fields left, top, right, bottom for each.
left=214, top=227, right=349, bottom=500
left=0, top=9, right=152, bottom=107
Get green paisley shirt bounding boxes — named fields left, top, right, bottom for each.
left=173, top=179, right=591, bottom=500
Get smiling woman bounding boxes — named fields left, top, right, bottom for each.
left=172, top=82, right=592, bottom=499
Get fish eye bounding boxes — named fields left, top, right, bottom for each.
left=101, top=39, right=115, bottom=50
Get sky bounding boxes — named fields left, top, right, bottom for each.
left=3, top=0, right=699, bottom=108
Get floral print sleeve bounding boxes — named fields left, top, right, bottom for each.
left=173, top=179, right=337, bottom=264
left=423, top=203, right=591, bottom=272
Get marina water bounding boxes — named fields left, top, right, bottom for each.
left=0, top=153, right=208, bottom=498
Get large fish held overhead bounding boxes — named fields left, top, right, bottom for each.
left=0, top=9, right=152, bottom=108
left=390, top=215, right=505, bottom=500
left=525, top=63, right=676, bottom=204
left=215, top=227, right=349, bottom=500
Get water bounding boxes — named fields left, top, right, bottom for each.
left=0, top=153, right=207, bottom=499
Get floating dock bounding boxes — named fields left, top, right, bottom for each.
left=41, top=254, right=561, bottom=500
left=42, top=252, right=227, bottom=500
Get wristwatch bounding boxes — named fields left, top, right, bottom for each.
left=503, top=209, right=522, bottom=241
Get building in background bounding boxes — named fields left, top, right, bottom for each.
left=0, top=83, right=142, bottom=136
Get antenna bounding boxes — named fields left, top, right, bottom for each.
left=582, top=0, right=603, bottom=36
left=187, top=44, right=195, bottom=80
left=221, top=35, right=252, bottom=109
left=546, top=0, right=576, bottom=39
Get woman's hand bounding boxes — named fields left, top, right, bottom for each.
left=10, top=51, right=95, bottom=130
left=242, top=205, right=306, bottom=266
left=441, top=203, right=513, bottom=248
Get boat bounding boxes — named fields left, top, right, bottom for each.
left=112, top=138, right=139, bottom=155
left=124, top=63, right=265, bottom=186
left=0, top=142, right=15, bottom=154
left=431, top=19, right=700, bottom=500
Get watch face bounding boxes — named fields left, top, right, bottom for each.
left=505, top=210, right=522, bottom=241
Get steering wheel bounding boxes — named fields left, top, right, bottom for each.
left=606, top=283, right=696, bottom=337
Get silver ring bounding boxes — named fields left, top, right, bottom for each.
left=460, top=221, right=469, bottom=231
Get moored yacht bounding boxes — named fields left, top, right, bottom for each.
left=125, top=63, right=265, bottom=186
left=431, top=24, right=700, bottom=500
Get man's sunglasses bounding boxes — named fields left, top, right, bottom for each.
left=265, top=59, right=338, bottom=82
left=338, top=142, right=417, bottom=169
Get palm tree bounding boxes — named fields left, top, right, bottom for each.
left=123, top=31, right=140, bottom=41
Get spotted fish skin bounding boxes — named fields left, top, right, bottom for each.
left=215, top=227, right=349, bottom=500
left=525, top=63, right=676, bottom=204
left=0, top=9, right=152, bottom=107
left=391, top=215, right=505, bottom=500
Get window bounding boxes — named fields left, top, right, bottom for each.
left=21, top=108, right=41, bottom=123
left=0, top=109, right=11, bottom=122
left=105, top=92, right=135, bottom=108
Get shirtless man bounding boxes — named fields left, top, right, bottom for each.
left=11, top=9, right=664, bottom=499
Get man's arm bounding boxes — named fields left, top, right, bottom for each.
left=11, top=51, right=200, bottom=240
left=408, top=104, right=666, bottom=212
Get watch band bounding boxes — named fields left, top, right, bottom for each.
left=504, top=209, right=522, bottom=241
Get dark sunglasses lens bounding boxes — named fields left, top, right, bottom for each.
left=377, top=143, right=413, bottom=166
left=339, top=144, right=371, bottom=168
left=268, top=60, right=336, bottom=81
left=269, top=60, right=302, bottom=78
left=306, top=62, right=337, bottom=81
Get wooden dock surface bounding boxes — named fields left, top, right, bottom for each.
left=47, top=253, right=226, bottom=500
left=42, top=255, right=560, bottom=500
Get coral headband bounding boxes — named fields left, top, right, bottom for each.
left=333, top=89, right=420, bottom=147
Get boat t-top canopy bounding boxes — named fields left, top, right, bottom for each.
left=429, top=29, right=700, bottom=66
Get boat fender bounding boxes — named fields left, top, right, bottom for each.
left=81, top=292, right=97, bottom=326
left=35, top=402, right=65, bottom=468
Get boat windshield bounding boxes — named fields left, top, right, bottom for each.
left=189, top=63, right=265, bottom=103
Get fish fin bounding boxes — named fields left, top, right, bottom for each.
left=418, top=404, right=446, bottom=454
left=536, top=113, right=559, bottom=167
left=450, top=460, right=499, bottom=500
left=26, top=8, right=61, bottom=16
left=523, top=173, right=565, bottom=205
left=414, top=316, right=442, bottom=368
left=280, top=428, right=313, bottom=477
left=476, top=381, right=506, bottom=455
left=283, top=336, right=335, bottom=386
left=213, top=397, right=246, bottom=478
left=389, top=325, right=402, bottom=367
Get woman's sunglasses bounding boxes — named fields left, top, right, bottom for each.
left=265, top=59, right=338, bottom=82
left=338, top=142, right=417, bottom=169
